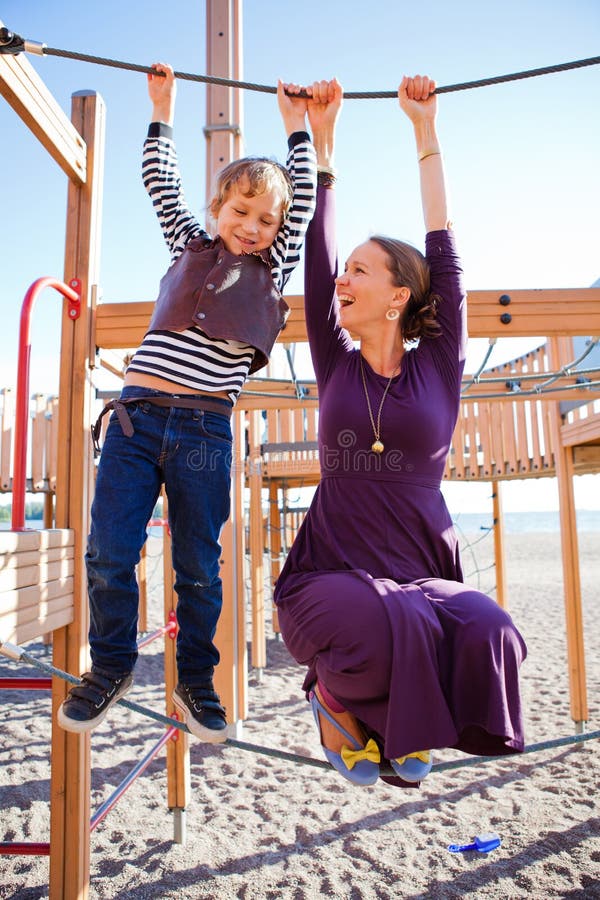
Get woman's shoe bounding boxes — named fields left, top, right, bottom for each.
left=389, top=750, right=433, bottom=782
left=309, top=683, right=380, bottom=786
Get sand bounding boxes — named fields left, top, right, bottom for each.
left=1, top=530, right=599, bottom=899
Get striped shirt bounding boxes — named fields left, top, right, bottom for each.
left=127, top=125, right=317, bottom=400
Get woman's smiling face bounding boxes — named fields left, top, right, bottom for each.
left=335, top=240, right=401, bottom=329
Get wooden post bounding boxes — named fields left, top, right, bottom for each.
left=204, top=0, right=243, bottom=201
left=247, top=410, right=266, bottom=670
left=137, top=545, right=148, bottom=633
left=162, top=494, right=190, bottom=839
left=491, top=480, right=507, bottom=609
left=205, top=0, right=247, bottom=726
left=50, top=90, right=105, bottom=900
left=548, top=337, right=588, bottom=729
left=269, top=482, right=282, bottom=633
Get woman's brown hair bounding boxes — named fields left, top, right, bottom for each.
left=370, top=235, right=442, bottom=343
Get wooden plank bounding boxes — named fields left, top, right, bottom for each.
left=94, top=287, right=600, bottom=351
left=1, top=592, right=73, bottom=630
left=528, top=400, right=544, bottom=474
left=0, top=557, right=74, bottom=592
left=450, top=412, right=466, bottom=480
left=515, top=399, right=530, bottom=474
left=461, top=379, right=600, bottom=403
left=48, top=397, right=59, bottom=493
left=1, top=388, right=14, bottom=491
left=10, top=606, right=74, bottom=646
left=541, top=400, right=555, bottom=473
left=464, top=401, right=479, bottom=475
left=500, top=401, right=518, bottom=477
left=31, top=393, right=47, bottom=490
left=0, top=576, right=74, bottom=613
left=306, top=407, right=318, bottom=442
left=280, top=409, right=291, bottom=445
left=0, top=50, right=86, bottom=185
left=293, top=408, right=304, bottom=443
left=573, top=445, right=600, bottom=469
left=240, top=394, right=319, bottom=411
left=561, top=413, right=600, bottom=447
left=264, top=458, right=320, bottom=479
left=94, top=301, right=153, bottom=350
left=0, top=528, right=74, bottom=553
left=1, top=544, right=74, bottom=569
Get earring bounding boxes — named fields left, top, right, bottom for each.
left=386, top=308, right=400, bottom=321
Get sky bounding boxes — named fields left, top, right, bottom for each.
left=0, top=0, right=599, bottom=513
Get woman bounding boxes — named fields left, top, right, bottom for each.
left=275, top=76, right=527, bottom=787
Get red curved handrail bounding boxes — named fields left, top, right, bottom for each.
left=11, top=276, right=80, bottom=531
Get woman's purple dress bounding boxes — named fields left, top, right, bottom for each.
left=274, top=184, right=527, bottom=778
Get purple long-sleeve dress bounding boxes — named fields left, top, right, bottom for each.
left=274, top=183, right=527, bottom=779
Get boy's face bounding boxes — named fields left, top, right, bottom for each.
left=215, top=176, right=283, bottom=255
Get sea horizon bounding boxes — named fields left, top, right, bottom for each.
left=2, top=508, right=599, bottom=535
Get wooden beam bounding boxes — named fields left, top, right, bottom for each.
left=0, top=47, right=86, bottom=185
left=561, top=415, right=600, bottom=448
left=573, top=444, right=600, bottom=470
left=95, top=286, right=600, bottom=352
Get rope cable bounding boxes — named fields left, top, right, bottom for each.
left=0, top=28, right=598, bottom=98
left=42, top=48, right=600, bottom=98
left=1, top=641, right=598, bottom=777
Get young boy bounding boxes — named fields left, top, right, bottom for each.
left=57, top=64, right=317, bottom=742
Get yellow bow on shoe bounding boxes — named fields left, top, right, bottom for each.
left=394, top=750, right=431, bottom=766
left=341, top=738, right=381, bottom=771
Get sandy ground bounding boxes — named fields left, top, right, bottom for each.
left=1, top=530, right=599, bottom=899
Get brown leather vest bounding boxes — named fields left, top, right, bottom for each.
left=147, top=235, right=289, bottom=373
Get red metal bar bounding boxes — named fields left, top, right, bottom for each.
left=136, top=611, right=178, bottom=650
left=90, top=725, right=178, bottom=832
left=0, top=842, right=50, bottom=856
left=12, top=276, right=81, bottom=531
left=0, top=677, right=52, bottom=690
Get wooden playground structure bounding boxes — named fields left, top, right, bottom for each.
left=1, top=5, right=600, bottom=897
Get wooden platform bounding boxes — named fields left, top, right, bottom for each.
left=0, top=528, right=75, bottom=644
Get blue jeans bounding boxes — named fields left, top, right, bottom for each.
left=86, top=386, right=233, bottom=684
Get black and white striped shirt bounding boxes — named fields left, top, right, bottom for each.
left=127, top=124, right=317, bottom=400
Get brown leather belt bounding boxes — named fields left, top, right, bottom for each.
left=91, top=394, right=233, bottom=454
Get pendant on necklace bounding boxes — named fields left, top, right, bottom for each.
left=371, top=440, right=384, bottom=454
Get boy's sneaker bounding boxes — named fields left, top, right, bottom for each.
left=173, top=682, right=228, bottom=743
left=57, top=671, right=133, bottom=733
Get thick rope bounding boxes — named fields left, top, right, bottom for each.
left=2, top=32, right=598, bottom=98
left=2, top=643, right=598, bottom=777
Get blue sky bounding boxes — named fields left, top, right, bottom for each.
left=1, top=0, right=599, bottom=512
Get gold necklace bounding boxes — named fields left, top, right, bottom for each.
left=359, top=355, right=398, bottom=454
